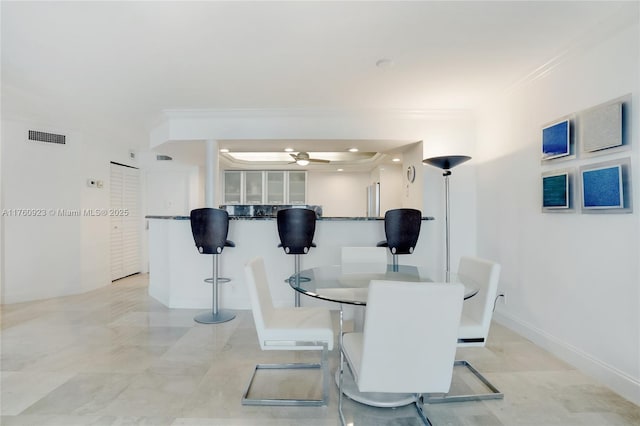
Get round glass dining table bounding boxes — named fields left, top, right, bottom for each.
left=288, top=263, right=479, bottom=305
left=288, top=263, right=479, bottom=408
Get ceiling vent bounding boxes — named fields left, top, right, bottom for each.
left=156, top=155, right=173, bottom=161
left=28, top=130, right=66, bottom=145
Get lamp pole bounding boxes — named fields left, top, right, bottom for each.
left=444, top=170, right=452, bottom=281
left=422, top=155, right=471, bottom=282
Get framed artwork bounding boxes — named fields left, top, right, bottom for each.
left=542, top=169, right=573, bottom=212
left=579, top=158, right=632, bottom=213
left=579, top=94, right=631, bottom=158
left=542, top=118, right=573, bottom=161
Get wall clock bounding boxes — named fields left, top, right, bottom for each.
left=406, top=165, right=416, bottom=183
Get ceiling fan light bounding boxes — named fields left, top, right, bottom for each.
left=296, top=159, right=310, bottom=166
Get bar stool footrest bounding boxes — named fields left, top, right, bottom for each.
left=283, top=275, right=311, bottom=283
left=204, top=277, right=232, bottom=284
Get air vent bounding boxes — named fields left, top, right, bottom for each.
left=156, top=155, right=173, bottom=161
left=28, top=130, right=66, bottom=145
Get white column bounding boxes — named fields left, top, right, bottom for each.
left=205, top=139, right=219, bottom=208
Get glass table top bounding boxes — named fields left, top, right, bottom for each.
left=289, top=264, right=479, bottom=305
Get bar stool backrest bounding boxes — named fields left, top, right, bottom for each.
left=384, top=208, right=422, bottom=255
left=277, top=208, right=316, bottom=255
left=190, top=208, right=229, bottom=254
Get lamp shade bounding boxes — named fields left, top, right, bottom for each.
left=423, top=155, right=471, bottom=170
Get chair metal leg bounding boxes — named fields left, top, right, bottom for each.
left=414, top=394, right=434, bottom=426
left=338, top=309, right=347, bottom=426
left=241, top=342, right=329, bottom=406
left=424, top=360, right=503, bottom=403
left=194, top=255, right=235, bottom=324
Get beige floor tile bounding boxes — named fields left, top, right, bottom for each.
left=1, top=273, right=638, bottom=426
left=1, top=371, right=75, bottom=415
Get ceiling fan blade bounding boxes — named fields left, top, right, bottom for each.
left=289, top=153, right=298, bottom=160
left=309, top=158, right=330, bottom=163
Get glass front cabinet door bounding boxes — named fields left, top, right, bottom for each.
left=223, top=170, right=306, bottom=205
left=223, top=171, right=242, bottom=204
left=288, top=171, right=307, bottom=204
left=266, top=171, right=285, bottom=204
left=244, top=171, right=264, bottom=204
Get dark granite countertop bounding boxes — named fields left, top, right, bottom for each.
left=146, top=215, right=435, bottom=221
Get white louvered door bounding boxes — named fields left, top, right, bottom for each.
left=110, top=163, right=140, bottom=281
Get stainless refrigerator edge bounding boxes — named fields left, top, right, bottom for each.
left=366, top=182, right=380, bottom=217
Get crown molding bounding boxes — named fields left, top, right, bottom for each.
left=158, top=107, right=475, bottom=122
left=504, top=2, right=639, bottom=94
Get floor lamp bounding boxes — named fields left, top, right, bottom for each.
left=422, top=155, right=471, bottom=281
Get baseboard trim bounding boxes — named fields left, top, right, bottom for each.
left=493, top=310, right=640, bottom=405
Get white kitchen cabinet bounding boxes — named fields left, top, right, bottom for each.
left=223, top=171, right=306, bottom=204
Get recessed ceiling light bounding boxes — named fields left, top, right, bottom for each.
left=392, top=158, right=400, bottom=162
left=375, top=58, right=394, bottom=68
left=337, top=168, right=344, bottom=172
left=220, top=148, right=229, bottom=153
left=284, top=148, right=294, bottom=152
left=348, top=148, right=359, bottom=152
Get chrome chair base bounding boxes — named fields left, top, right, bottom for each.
left=242, top=342, right=329, bottom=406
left=338, top=356, right=433, bottom=425
left=416, top=395, right=434, bottom=426
left=193, top=310, right=236, bottom=324
left=424, top=360, right=503, bottom=403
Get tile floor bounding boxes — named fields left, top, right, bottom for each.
left=1, top=274, right=639, bottom=425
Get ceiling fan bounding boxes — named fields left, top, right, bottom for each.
left=289, top=152, right=330, bottom=166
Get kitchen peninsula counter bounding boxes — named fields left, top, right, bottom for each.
left=146, top=215, right=435, bottom=221
left=147, top=214, right=437, bottom=310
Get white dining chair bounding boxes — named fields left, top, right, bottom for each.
left=427, top=256, right=504, bottom=403
left=339, top=247, right=387, bottom=331
left=338, top=280, right=463, bottom=425
left=242, top=257, right=334, bottom=406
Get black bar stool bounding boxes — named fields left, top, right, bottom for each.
left=376, top=208, right=422, bottom=270
left=277, top=208, right=317, bottom=307
left=190, top=208, right=236, bottom=324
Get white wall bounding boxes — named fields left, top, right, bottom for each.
left=1, top=81, right=146, bottom=303
left=137, top=151, right=201, bottom=273
left=403, top=142, right=425, bottom=211
left=1, top=118, right=143, bottom=302
left=307, top=171, right=370, bottom=217
left=476, top=21, right=640, bottom=404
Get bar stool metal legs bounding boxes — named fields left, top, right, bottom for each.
left=194, top=254, right=236, bottom=324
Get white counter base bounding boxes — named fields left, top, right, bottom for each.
left=148, top=218, right=438, bottom=309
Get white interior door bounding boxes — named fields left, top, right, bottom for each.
left=111, top=163, right=140, bottom=281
